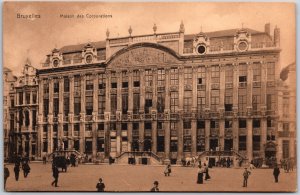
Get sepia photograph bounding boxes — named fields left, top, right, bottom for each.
left=2, top=1, right=296, bottom=192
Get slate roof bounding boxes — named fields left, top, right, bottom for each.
left=59, top=41, right=106, bottom=54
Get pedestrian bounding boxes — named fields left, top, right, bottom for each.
left=197, top=165, right=205, bottom=184
left=43, top=155, right=47, bottom=164
left=150, top=181, right=159, bottom=192
left=51, top=165, right=59, bottom=187
left=22, top=162, right=31, bottom=178
left=242, top=168, right=251, bottom=187
left=96, top=178, right=105, bottom=192
left=249, top=160, right=255, bottom=170
left=204, top=163, right=211, bottom=180
left=273, top=164, right=280, bottom=183
left=14, top=164, right=20, bottom=181
left=164, top=164, right=171, bottom=176
left=4, top=165, right=10, bottom=189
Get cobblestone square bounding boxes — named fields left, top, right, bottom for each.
left=5, top=163, right=297, bottom=192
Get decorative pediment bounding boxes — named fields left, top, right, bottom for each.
left=107, top=43, right=180, bottom=68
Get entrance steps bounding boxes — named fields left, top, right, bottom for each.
left=115, top=151, right=162, bottom=165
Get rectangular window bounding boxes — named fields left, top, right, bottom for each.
left=74, top=76, right=81, bottom=93
left=211, top=89, right=219, bottom=112
left=145, top=69, right=153, bottom=87
left=253, top=119, right=260, bottom=128
left=121, top=123, right=128, bottom=130
left=145, top=93, right=152, bottom=114
left=266, top=94, right=275, bottom=111
left=43, top=82, right=49, bottom=95
left=32, top=92, right=37, bottom=104
left=64, top=97, right=69, bottom=116
left=98, top=74, right=106, bottom=89
left=267, top=62, right=275, bottom=81
left=225, top=89, right=233, bottom=111
left=183, top=91, right=192, bottom=112
left=157, top=136, right=164, bottom=152
left=239, top=119, right=246, bottom=128
left=197, top=66, right=206, bottom=85
left=170, top=140, right=178, bottom=152
left=211, top=65, right=220, bottom=83
left=86, top=96, right=93, bottom=115
left=86, top=75, right=93, bottom=90
left=157, top=69, right=165, bottom=86
left=238, top=88, right=247, bottom=114
left=197, top=120, right=205, bottom=129
left=197, top=90, right=205, bottom=112
left=98, top=95, right=105, bottom=114
left=184, top=67, right=192, bottom=85
left=282, top=140, right=290, bottom=159
left=183, top=121, right=191, bottom=129
left=111, top=71, right=117, bottom=88
left=267, top=119, right=274, bottom=128
left=64, top=77, right=69, bottom=92
left=53, top=98, right=59, bottom=117
left=122, top=71, right=128, bottom=88
left=225, top=120, right=232, bottom=128
left=43, top=99, right=49, bottom=116
left=170, top=92, right=178, bottom=112
left=225, top=65, right=233, bottom=83
left=252, top=62, right=261, bottom=82
left=85, top=123, right=92, bottom=131
left=252, top=88, right=261, bottom=111
left=19, top=92, right=23, bottom=105
left=122, top=94, right=128, bottom=114
left=53, top=80, right=59, bottom=93
left=170, top=68, right=179, bottom=85
left=111, top=94, right=117, bottom=115
left=74, top=97, right=81, bottom=115
left=133, top=70, right=140, bottom=87
left=239, top=136, right=247, bottom=150
left=26, top=92, right=30, bottom=104
left=183, top=136, right=191, bottom=152
left=145, top=122, right=152, bottom=129
left=157, top=92, right=165, bottom=113
left=210, top=120, right=219, bottom=128
left=253, top=136, right=260, bottom=151
left=133, top=93, right=140, bottom=114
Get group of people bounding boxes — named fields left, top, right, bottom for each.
left=280, top=158, right=294, bottom=173
left=4, top=155, right=31, bottom=190
left=197, top=163, right=211, bottom=184
left=216, top=157, right=233, bottom=168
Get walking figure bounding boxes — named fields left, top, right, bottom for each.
left=197, top=165, right=205, bottom=184
left=43, top=155, right=47, bottom=164
left=96, top=178, right=105, bottom=192
left=22, top=162, right=31, bottom=178
left=242, top=168, right=251, bottom=187
left=14, top=164, right=20, bottom=181
left=204, top=163, right=211, bottom=180
left=164, top=164, right=171, bottom=176
left=150, top=181, right=159, bottom=192
left=51, top=165, right=59, bottom=187
left=4, top=165, right=10, bottom=189
left=273, top=164, right=280, bottom=183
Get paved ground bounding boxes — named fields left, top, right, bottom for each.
left=5, top=163, right=297, bottom=192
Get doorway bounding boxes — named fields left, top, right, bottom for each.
left=209, top=139, right=218, bottom=151
left=224, top=139, right=233, bottom=151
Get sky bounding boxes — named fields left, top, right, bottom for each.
left=3, top=2, right=295, bottom=76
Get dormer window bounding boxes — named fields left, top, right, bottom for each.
left=85, top=54, right=93, bottom=64
left=197, top=44, right=206, bottom=54
left=238, top=41, right=248, bottom=51
left=53, top=59, right=59, bottom=67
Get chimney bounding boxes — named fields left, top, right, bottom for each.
left=265, top=23, right=270, bottom=35
left=274, top=26, right=280, bottom=47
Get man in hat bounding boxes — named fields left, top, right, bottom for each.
left=4, top=165, right=10, bottom=189
left=96, top=178, right=105, bottom=192
left=243, top=167, right=251, bottom=187
left=150, top=181, right=159, bottom=192
left=273, top=164, right=280, bottom=183
left=51, top=165, right=59, bottom=187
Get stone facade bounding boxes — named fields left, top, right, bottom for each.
left=5, top=22, right=293, bottom=165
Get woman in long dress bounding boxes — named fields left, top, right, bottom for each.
left=197, top=165, right=204, bottom=184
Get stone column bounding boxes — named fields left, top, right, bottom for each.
left=246, top=118, right=253, bottom=162
left=79, top=74, right=86, bottom=154
left=232, top=63, right=239, bottom=152
left=219, top=64, right=226, bottom=151
left=164, top=68, right=171, bottom=164
left=92, top=73, right=99, bottom=161
left=28, top=134, right=32, bottom=158
left=139, top=69, right=145, bottom=151
left=69, top=75, right=74, bottom=149
left=37, top=78, right=44, bottom=158
left=151, top=69, right=157, bottom=153
left=127, top=70, right=133, bottom=151
left=205, top=120, right=210, bottom=151
left=177, top=67, right=184, bottom=163
left=191, top=66, right=198, bottom=156
left=232, top=118, right=239, bottom=151
left=116, top=71, right=122, bottom=155
left=58, top=77, right=64, bottom=140
left=260, top=117, right=267, bottom=157
left=104, top=71, right=111, bottom=159
left=48, top=78, right=54, bottom=153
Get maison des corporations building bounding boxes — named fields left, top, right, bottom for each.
left=13, top=22, right=290, bottom=164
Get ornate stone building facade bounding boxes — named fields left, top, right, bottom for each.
left=6, top=22, right=287, bottom=164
